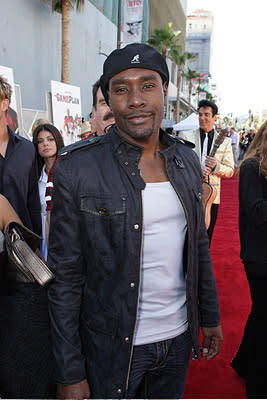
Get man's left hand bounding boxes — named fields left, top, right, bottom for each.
left=201, top=325, right=223, bottom=360
left=205, top=156, right=217, bottom=171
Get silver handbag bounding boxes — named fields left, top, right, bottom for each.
left=5, top=222, right=54, bottom=286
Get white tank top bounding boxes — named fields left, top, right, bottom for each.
left=134, top=181, right=188, bottom=345
left=0, top=230, right=5, bottom=253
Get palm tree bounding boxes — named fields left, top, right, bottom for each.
left=182, top=68, right=200, bottom=115
left=148, top=22, right=180, bottom=59
left=205, top=91, right=215, bottom=101
left=51, top=0, right=85, bottom=83
left=169, top=44, right=195, bottom=122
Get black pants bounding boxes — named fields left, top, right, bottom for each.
left=207, top=203, right=219, bottom=245
left=232, top=262, right=267, bottom=398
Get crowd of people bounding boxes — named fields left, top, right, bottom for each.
left=0, top=42, right=266, bottom=399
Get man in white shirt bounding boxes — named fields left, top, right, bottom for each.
left=48, top=44, right=222, bottom=399
left=229, top=127, right=239, bottom=167
left=179, top=100, right=234, bottom=243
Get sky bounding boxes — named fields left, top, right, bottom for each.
left=186, top=0, right=267, bottom=117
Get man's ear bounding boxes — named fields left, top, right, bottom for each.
left=163, top=82, right=168, bottom=98
left=2, top=98, right=9, bottom=113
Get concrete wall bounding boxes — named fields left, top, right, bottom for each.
left=0, top=0, right=117, bottom=124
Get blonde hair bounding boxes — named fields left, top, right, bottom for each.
left=0, top=75, right=12, bottom=102
left=31, top=118, right=51, bottom=135
left=241, top=120, right=267, bottom=178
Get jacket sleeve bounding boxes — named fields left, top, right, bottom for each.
left=197, top=222, right=221, bottom=327
left=27, top=155, right=42, bottom=235
left=47, top=159, right=87, bottom=385
left=239, top=159, right=267, bottom=225
left=213, top=138, right=234, bottom=178
left=193, top=151, right=221, bottom=327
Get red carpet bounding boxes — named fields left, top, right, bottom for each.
left=184, top=176, right=251, bottom=398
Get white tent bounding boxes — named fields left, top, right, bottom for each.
left=173, top=113, right=199, bottom=132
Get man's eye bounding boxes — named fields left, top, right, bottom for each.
left=115, top=87, right=127, bottom=93
left=144, top=83, right=154, bottom=89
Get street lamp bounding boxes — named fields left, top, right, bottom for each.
left=117, top=0, right=122, bottom=49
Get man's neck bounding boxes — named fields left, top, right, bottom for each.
left=118, top=128, right=164, bottom=157
left=200, top=127, right=214, bottom=134
left=0, top=119, right=9, bottom=144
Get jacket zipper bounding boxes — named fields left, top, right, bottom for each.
left=165, top=161, right=197, bottom=359
left=125, top=190, right=144, bottom=393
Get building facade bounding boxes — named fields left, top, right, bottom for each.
left=0, top=0, right=121, bottom=137
left=0, top=0, right=191, bottom=135
left=185, top=9, right=214, bottom=82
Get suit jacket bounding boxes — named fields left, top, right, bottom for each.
left=179, top=129, right=234, bottom=203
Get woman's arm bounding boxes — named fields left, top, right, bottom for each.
left=0, top=195, right=22, bottom=233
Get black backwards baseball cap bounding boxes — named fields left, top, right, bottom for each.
left=100, top=43, right=169, bottom=105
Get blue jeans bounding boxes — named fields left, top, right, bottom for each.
left=126, top=329, right=192, bottom=398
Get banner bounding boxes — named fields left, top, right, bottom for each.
left=199, top=91, right=207, bottom=101
left=123, top=0, right=143, bottom=44
left=51, top=80, right=82, bottom=146
left=0, top=65, right=18, bottom=133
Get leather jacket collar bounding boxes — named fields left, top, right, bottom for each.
left=107, top=126, right=178, bottom=190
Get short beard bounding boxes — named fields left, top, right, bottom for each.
left=118, top=119, right=156, bottom=142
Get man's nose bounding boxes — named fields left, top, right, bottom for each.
left=128, top=88, right=145, bottom=107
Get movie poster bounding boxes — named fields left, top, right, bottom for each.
left=51, top=80, right=82, bottom=146
left=123, top=0, right=143, bottom=44
left=0, top=65, right=18, bottom=133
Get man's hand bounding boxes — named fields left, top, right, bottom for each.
left=57, top=379, right=91, bottom=399
left=205, top=155, right=217, bottom=171
left=202, top=165, right=212, bottom=179
left=201, top=325, right=223, bottom=360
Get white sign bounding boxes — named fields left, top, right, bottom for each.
left=199, top=91, right=207, bottom=101
left=123, top=0, right=143, bottom=44
left=0, top=65, right=18, bottom=133
left=51, top=80, right=82, bottom=146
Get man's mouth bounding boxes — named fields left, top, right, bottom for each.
left=127, top=113, right=152, bottom=123
left=103, top=113, right=114, bottom=121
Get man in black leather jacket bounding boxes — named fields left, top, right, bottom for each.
left=48, top=43, right=222, bottom=399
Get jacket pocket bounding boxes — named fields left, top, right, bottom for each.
left=80, top=195, right=126, bottom=217
left=79, top=194, right=127, bottom=260
left=82, top=309, right=118, bottom=337
left=81, top=310, right=117, bottom=395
